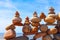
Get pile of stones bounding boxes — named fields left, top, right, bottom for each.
left=4, top=7, right=60, bottom=40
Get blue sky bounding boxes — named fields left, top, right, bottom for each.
left=0, top=0, right=60, bottom=33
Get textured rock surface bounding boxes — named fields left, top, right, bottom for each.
left=12, top=11, right=22, bottom=26
left=34, top=32, right=47, bottom=39
left=5, top=36, right=29, bottom=40
left=45, top=17, right=55, bottom=24
left=47, top=28, right=57, bottom=34
left=31, top=27, right=38, bottom=34
left=54, top=33, right=60, bottom=40
left=4, top=29, right=16, bottom=39
left=31, top=11, right=41, bottom=23
left=31, top=22, right=40, bottom=27
left=42, top=35, right=52, bottom=40
left=5, top=24, right=15, bottom=30
left=22, top=25, right=31, bottom=33
left=40, top=12, right=46, bottom=19
left=40, top=25, right=48, bottom=32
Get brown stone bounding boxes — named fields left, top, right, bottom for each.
left=47, top=28, right=58, bottom=34
left=15, top=11, right=20, bottom=17
left=22, top=25, right=31, bottom=34
left=25, top=16, right=29, bottom=22
left=40, top=25, right=48, bottom=32
left=48, top=14, right=56, bottom=18
left=44, top=17, right=55, bottom=24
left=48, top=11, right=55, bottom=14
left=56, top=13, right=60, bottom=20
left=40, top=12, right=46, bottom=19
left=6, top=24, right=15, bottom=30
left=31, top=22, right=40, bottom=27
left=31, top=27, right=38, bottom=34
left=12, top=17, right=22, bottom=24
left=4, top=29, right=16, bottom=39
left=54, top=33, right=60, bottom=40
left=49, top=7, right=54, bottom=11
left=48, top=7, right=55, bottom=14
left=33, top=11, right=37, bottom=17
left=42, top=35, right=52, bottom=40
left=24, top=22, right=30, bottom=25
left=24, top=16, right=30, bottom=25
left=13, top=22, right=23, bottom=26
left=12, top=11, right=22, bottom=26
left=31, top=11, right=41, bottom=23
left=31, top=17, right=41, bottom=23
left=34, top=32, right=47, bottom=39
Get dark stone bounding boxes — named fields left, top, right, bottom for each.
left=53, top=38, right=57, bottom=40
left=54, top=33, right=60, bottom=40
left=5, top=36, right=29, bottom=40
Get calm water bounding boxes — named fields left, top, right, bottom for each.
left=0, top=33, right=42, bottom=40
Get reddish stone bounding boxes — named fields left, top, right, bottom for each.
left=34, top=32, right=47, bottom=39
left=5, top=24, right=15, bottom=30
left=42, top=35, right=52, bottom=40
left=4, top=29, right=16, bottom=39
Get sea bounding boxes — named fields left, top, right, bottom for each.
left=0, top=33, right=42, bottom=40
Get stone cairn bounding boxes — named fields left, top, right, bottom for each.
left=4, top=7, right=60, bottom=40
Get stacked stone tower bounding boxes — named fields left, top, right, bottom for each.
left=4, top=7, right=60, bottom=40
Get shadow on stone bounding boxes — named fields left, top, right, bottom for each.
left=5, top=36, right=29, bottom=40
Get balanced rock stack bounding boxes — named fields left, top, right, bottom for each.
left=31, top=12, right=40, bottom=34
left=45, top=7, right=56, bottom=24
left=12, top=11, right=23, bottom=26
left=31, top=11, right=41, bottom=27
left=4, top=7, right=60, bottom=40
left=4, top=11, right=29, bottom=40
left=4, top=24, right=16, bottom=40
left=22, top=16, right=31, bottom=35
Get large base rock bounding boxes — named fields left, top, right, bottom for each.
left=54, top=33, right=60, bottom=40
left=42, top=35, right=52, bottom=40
left=5, top=36, right=29, bottom=40
left=4, top=29, right=16, bottom=39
